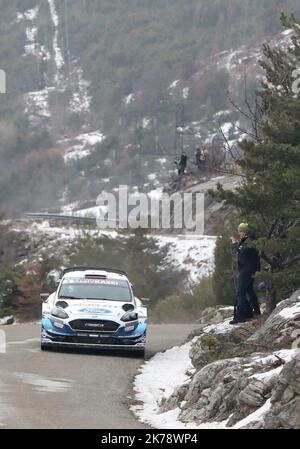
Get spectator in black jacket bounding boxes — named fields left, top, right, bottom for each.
left=180, top=152, right=188, bottom=174
left=230, top=223, right=261, bottom=325
left=175, top=152, right=188, bottom=175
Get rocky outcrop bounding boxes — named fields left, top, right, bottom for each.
left=179, top=350, right=297, bottom=427
left=248, top=290, right=300, bottom=351
left=189, top=308, right=264, bottom=370
left=195, top=306, right=234, bottom=327
left=159, top=291, right=300, bottom=429
left=263, top=352, right=300, bottom=429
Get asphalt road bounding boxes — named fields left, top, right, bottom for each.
left=0, top=323, right=196, bottom=429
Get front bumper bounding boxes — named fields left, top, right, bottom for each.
left=41, top=341, right=145, bottom=351
left=41, top=316, right=147, bottom=350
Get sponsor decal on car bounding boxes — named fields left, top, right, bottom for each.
left=78, top=308, right=112, bottom=314
left=63, top=278, right=129, bottom=287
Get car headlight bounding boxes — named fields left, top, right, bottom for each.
left=51, top=307, right=69, bottom=320
left=121, top=311, right=138, bottom=322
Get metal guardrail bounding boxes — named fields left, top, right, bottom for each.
left=23, top=212, right=96, bottom=224
left=23, top=213, right=216, bottom=238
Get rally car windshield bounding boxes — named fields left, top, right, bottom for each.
left=58, top=278, right=133, bottom=302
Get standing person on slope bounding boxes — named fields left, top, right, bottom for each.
left=230, top=223, right=261, bottom=325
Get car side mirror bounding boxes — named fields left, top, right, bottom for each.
left=141, top=297, right=150, bottom=303
left=40, top=293, right=50, bottom=302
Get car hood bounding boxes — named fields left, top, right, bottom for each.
left=57, top=299, right=132, bottom=320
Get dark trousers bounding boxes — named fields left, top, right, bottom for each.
left=248, top=277, right=261, bottom=316
left=236, top=274, right=259, bottom=321
left=180, top=164, right=186, bottom=174
left=196, top=159, right=202, bottom=169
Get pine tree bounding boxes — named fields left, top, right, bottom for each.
left=212, top=231, right=236, bottom=306
left=212, top=14, right=300, bottom=298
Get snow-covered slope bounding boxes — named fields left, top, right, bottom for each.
left=11, top=220, right=216, bottom=287
left=13, top=4, right=296, bottom=218
left=18, top=2, right=102, bottom=166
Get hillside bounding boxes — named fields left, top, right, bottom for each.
left=0, top=1, right=300, bottom=214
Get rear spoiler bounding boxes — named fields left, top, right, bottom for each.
left=62, top=267, right=127, bottom=276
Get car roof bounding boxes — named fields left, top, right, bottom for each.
left=63, top=269, right=129, bottom=281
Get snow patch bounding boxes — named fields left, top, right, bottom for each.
left=156, top=158, right=167, bottom=164
left=169, top=80, right=180, bottom=89
left=64, top=131, right=105, bottom=163
left=233, top=399, right=271, bottom=429
left=64, top=145, right=90, bottom=162
left=142, top=117, right=152, bottom=129
left=132, top=340, right=195, bottom=428
left=250, top=366, right=283, bottom=381
left=26, top=25, right=38, bottom=43
left=220, top=122, right=233, bottom=136
left=215, top=109, right=231, bottom=117
left=20, top=6, right=50, bottom=61
left=282, top=29, right=293, bottom=36
left=182, top=87, right=190, bottom=99
left=76, top=131, right=105, bottom=146
left=25, top=7, right=39, bottom=21
left=202, top=319, right=232, bottom=335
left=0, top=316, right=14, bottom=326
left=279, top=301, right=300, bottom=320
left=155, top=235, right=216, bottom=285
left=124, top=93, right=135, bottom=105
left=69, top=68, right=92, bottom=114
left=22, top=220, right=119, bottom=244
left=48, top=0, right=64, bottom=78
left=248, top=349, right=298, bottom=372
left=24, top=88, right=52, bottom=120
left=17, top=7, right=39, bottom=22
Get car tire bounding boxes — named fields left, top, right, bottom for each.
left=41, top=343, right=50, bottom=351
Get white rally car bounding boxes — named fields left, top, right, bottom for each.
left=41, top=267, right=147, bottom=356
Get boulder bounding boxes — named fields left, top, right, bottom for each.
left=190, top=317, right=262, bottom=370
left=178, top=350, right=290, bottom=427
left=188, top=305, right=234, bottom=339
left=248, top=290, right=300, bottom=351
left=263, top=350, right=300, bottom=429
